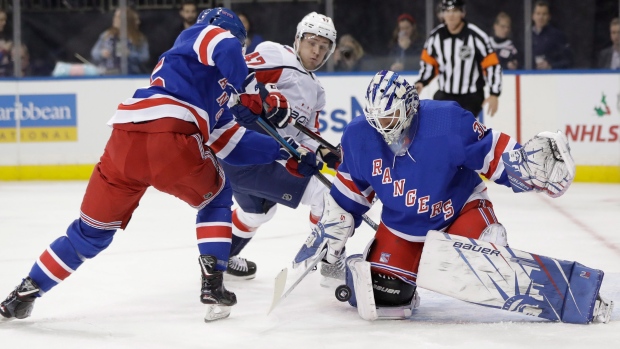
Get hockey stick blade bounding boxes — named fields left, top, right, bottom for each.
left=267, top=249, right=327, bottom=314
left=268, top=268, right=288, bottom=314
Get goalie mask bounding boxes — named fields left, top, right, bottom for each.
left=294, top=12, right=337, bottom=71
left=197, top=8, right=247, bottom=47
left=364, top=70, right=419, bottom=155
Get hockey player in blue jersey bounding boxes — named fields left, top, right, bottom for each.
left=294, top=70, right=613, bottom=323
left=0, top=7, right=317, bottom=322
left=219, top=12, right=341, bottom=283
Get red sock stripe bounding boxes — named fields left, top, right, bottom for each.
left=39, top=249, right=72, bottom=281
left=196, top=224, right=232, bottom=240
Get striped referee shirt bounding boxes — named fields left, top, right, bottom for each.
left=417, top=21, right=502, bottom=96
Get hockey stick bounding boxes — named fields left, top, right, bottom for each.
left=267, top=249, right=327, bottom=314
left=256, top=118, right=378, bottom=230
left=292, top=122, right=341, bottom=157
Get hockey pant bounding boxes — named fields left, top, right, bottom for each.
left=28, top=128, right=232, bottom=294
left=222, top=159, right=327, bottom=257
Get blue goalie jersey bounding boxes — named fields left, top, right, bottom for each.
left=331, top=100, right=521, bottom=240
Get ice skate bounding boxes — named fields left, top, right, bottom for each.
left=0, top=277, right=40, bottom=320
left=199, top=255, right=237, bottom=321
left=320, top=251, right=346, bottom=288
left=592, top=294, right=613, bottom=324
left=225, top=256, right=257, bottom=280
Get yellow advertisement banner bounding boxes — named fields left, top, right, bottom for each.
left=0, top=127, right=78, bottom=143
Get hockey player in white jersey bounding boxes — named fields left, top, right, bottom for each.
left=220, top=12, right=343, bottom=284
left=293, top=70, right=613, bottom=324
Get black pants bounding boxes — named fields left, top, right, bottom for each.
left=433, top=90, right=485, bottom=117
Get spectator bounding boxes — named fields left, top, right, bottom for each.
left=490, top=12, right=518, bottom=70
left=179, top=0, right=198, bottom=31
left=597, top=18, right=620, bottom=69
left=531, top=0, right=572, bottom=70
left=237, top=13, right=263, bottom=54
left=0, top=8, right=12, bottom=76
left=389, top=13, right=423, bottom=72
left=416, top=0, right=502, bottom=117
left=333, top=34, right=365, bottom=72
left=90, top=7, right=150, bottom=75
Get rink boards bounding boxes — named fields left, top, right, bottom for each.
left=0, top=71, right=618, bottom=182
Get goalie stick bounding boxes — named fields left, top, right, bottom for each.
left=292, top=122, right=342, bottom=158
left=267, top=249, right=328, bottom=314
left=255, top=118, right=378, bottom=314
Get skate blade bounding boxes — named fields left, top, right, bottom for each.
left=204, top=304, right=232, bottom=322
left=224, top=273, right=256, bottom=281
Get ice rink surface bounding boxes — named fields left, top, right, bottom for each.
left=0, top=181, right=619, bottom=349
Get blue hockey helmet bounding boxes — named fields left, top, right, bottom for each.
left=197, top=8, right=247, bottom=46
left=364, top=70, right=419, bottom=146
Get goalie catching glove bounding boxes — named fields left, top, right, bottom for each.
left=230, top=73, right=291, bottom=128
left=293, top=193, right=354, bottom=268
left=502, top=130, right=575, bottom=198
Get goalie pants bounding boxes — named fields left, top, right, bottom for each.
left=27, top=119, right=234, bottom=293
left=367, top=199, right=498, bottom=283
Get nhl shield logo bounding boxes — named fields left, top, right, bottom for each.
left=380, top=252, right=391, bottom=263
left=459, top=46, right=473, bottom=60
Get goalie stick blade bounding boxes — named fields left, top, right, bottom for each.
left=204, top=304, right=232, bottom=322
left=267, top=249, right=327, bottom=315
left=267, top=268, right=288, bottom=315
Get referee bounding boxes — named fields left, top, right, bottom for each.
left=415, top=0, right=502, bottom=117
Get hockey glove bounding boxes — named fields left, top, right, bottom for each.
left=501, top=131, right=575, bottom=198
left=230, top=73, right=263, bottom=125
left=258, top=83, right=291, bottom=129
left=279, top=137, right=322, bottom=177
left=317, top=144, right=342, bottom=170
left=293, top=193, right=354, bottom=267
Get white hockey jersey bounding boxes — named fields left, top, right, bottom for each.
left=245, top=41, right=326, bottom=151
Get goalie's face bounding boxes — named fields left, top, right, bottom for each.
left=297, top=34, right=333, bottom=71
left=365, top=99, right=412, bottom=144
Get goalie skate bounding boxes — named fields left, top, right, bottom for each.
left=592, top=295, right=613, bottom=324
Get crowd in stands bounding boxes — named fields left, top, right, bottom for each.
left=0, top=0, right=619, bottom=78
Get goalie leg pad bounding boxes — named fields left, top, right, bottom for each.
left=345, top=254, right=377, bottom=320
left=345, top=254, right=420, bottom=321
left=417, top=231, right=606, bottom=324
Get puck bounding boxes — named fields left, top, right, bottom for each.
left=335, top=285, right=351, bottom=302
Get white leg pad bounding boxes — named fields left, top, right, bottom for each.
left=347, top=257, right=378, bottom=321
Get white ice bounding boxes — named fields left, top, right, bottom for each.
left=1, top=181, right=619, bottom=349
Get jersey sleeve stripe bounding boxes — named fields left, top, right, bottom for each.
left=255, top=68, right=284, bottom=84
left=193, top=26, right=229, bottom=66
left=482, top=132, right=513, bottom=180
left=206, top=121, right=246, bottom=158
left=334, top=172, right=374, bottom=207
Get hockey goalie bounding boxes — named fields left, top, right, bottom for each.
left=293, top=70, right=613, bottom=324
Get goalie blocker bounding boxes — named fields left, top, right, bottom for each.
left=342, top=231, right=613, bottom=324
